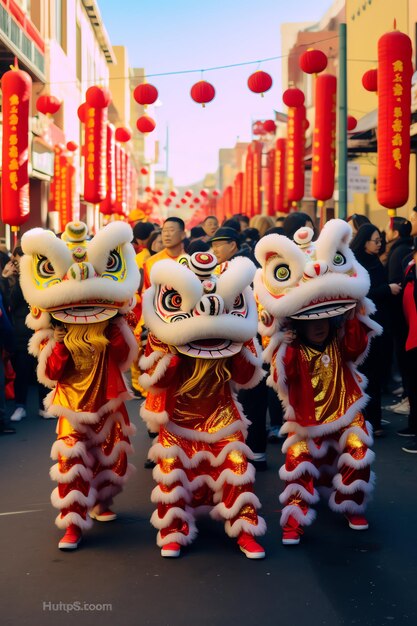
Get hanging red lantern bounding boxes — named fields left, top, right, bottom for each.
left=212, top=189, right=220, bottom=197
left=377, top=26, right=413, bottom=214
left=247, top=70, right=272, bottom=96
left=83, top=86, right=110, bottom=204
left=1, top=64, right=32, bottom=229
left=156, top=189, right=164, bottom=196
left=181, top=198, right=187, bottom=204
left=170, top=190, right=178, bottom=197
left=145, top=186, right=152, bottom=193
left=312, top=74, right=337, bottom=201
left=263, top=119, right=277, bottom=134
left=66, top=141, right=78, bottom=152
left=77, top=102, right=87, bottom=123
left=185, top=190, right=193, bottom=197
left=86, top=85, right=111, bottom=108
left=193, top=197, right=200, bottom=204
left=200, top=189, right=208, bottom=198
left=286, top=105, right=306, bottom=203
left=140, top=167, right=148, bottom=175
left=100, top=124, right=116, bottom=216
left=133, top=83, right=158, bottom=106
left=253, top=120, right=267, bottom=136
left=275, top=138, right=287, bottom=213
left=282, top=88, right=305, bottom=108
left=362, top=69, right=378, bottom=92
left=36, top=94, right=61, bottom=116
left=115, top=126, right=132, bottom=143
left=190, top=80, right=215, bottom=107
left=136, top=115, right=156, bottom=133
left=299, top=49, right=328, bottom=74
left=347, top=115, right=358, bottom=131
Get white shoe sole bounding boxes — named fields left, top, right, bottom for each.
left=282, top=537, right=300, bottom=545
left=161, top=548, right=181, bottom=558
left=89, top=511, right=117, bottom=522
left=239, top=546, right=265, bottom=559
left=348, top=522, right=369, bottom=530
left=59, top=539, right=81, bottom=550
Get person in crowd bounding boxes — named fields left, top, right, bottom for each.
left=222, top=217, right=241, bottom=232
left=210, top=227, right=256, bottom=265
left=351, top=224, right=402, bottom=435
left=189, top=226, right=207, bottom=243
left=187, top=239, right=211, bottom=255
left=201, top=215, right=219, bottom=239
left=250, top=215, right=275, bottom=238
left=400, top=236, right=417, bottom=453
left=275, top=216, right=285, bottom=229
left=0, top=291, right=15, bottom=434
left=283, top=212, right=316, bottom=240
left=234, top=213, right=250, bottom=232
left=133, top=221, right=156, bottom=260
left=346, top=213, right=370, bottom=237
left=409, top=206, right=417, bottom=238
left=142, top=217, right=186, bottom=291
left=0, top=247, right=50, bottom=422
left=241, top=227, right=260, bottom=252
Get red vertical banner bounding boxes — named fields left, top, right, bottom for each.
left=1, top=66, right=32, bottom=228
left=122, top=151, right=129, bottom=216
left=377, top=28, right=412, bottom=211
left=114, top=143, right=124, bottom=214
left=49, top=146, right=62, bottom=215
left=244, top=144, right=253, bottom=217
left=84, top=94, right=109, bottom=203
left=275, top=138, right=288, bottom=213
left=312, top=74, right=337, bottom=201
left=66, top=162, right=76, bottom=225
left=252, top=141, right=262, bottom=217
left=100, top=123, right=116, bottom=215
left=223, top=185, right=233, bottom=218
left=266, top=148, right=275, bottom=216
left=233, top=172, right=243, bottom=215
left=287, top=105, right=306, bottom=204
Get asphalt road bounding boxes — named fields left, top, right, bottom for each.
left=1, top=388, right=416, bottom=626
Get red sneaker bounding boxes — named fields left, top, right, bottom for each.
left=237, top=532, right=265, bottom=559
left=58, top=524, right=82, bottom=550
left=90, top=509, right=117, bottom=522
left=346, top=514, right=369, bottom=530
left=161, top=542, right=181, bottom=558
left=282, top=515, right=304, bottom=545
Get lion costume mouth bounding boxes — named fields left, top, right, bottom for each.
left=176, top=338, right=243, bottom=359
left=50, top=304, right=120, bottom=324
left=289, top=297, right=356, bottom=320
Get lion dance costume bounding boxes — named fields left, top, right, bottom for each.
left=20, top=222, right=139, bottom=550
left=140, top=252, right=266, bottom=558
left=253, top=219, right=381, bottom=544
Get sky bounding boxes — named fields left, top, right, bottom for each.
left=98, top=0, right=333, bottom=186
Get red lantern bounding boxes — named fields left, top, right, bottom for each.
left=100, top=124, right=116, bottom=215
left=66, top=141, right=78, bottom=152
left=115, top=126, right=132, bottom=143
left=247, top=70, right=272, bottom=96
left=193, top=197, right=200, bottom=204
left=181, top=198, right=187, bottom=204
left=36, top=94, right=61, bottom=115
left=190, top=80, right=215, bottom=107
left=347, top=115, right=358, bottom=131
left=212, top=189, right=220, bottom=196
left=84, top=86, right=110, bottom=204
left=286, top=105, right=306, bottom=203
left=362, top=69, right=378, bottom=92
left=275, top=138, right=287, bottom=213
left=377, top=27, right=413, bottom=212
left=312, top=74, right=337, bottom=201
left=253, top=120, right=267, bottom=136
left=140, top=167, right=148, bottom=175
left=86, top=86, right=111, bottom=108
left=156, top=189, right=164, bottom=196
left=282, top=88, right=305, bottom=108
left=77, top=102, right=87, bottom=123
left=145, top=186, right=152, bottom=193
left=299, top=49, right=328, bottom=74
left=1, top=65, right=32, bottom=228
left=263, top=119, right=277, bottom=134
left=136, top=115, right=156, bottom=133
left=200, top=189, right=208, bottom=198
left=185, top=190, right=193, bottom=197
left=170, top=190, right=178, bottom=197
left=133, top=83, right=158, bottom=106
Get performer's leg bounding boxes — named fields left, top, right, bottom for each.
left=50, top=427, right=96, bottom=549
left=329, top=414, right=375, bottom=528
left=89, top=407, right=135, bottom=520
left=149, top=427, right=198, bottom=556
left=279, top=436, right=320, bottom=544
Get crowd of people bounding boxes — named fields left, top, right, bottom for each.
left=1, top=207, right=416, bottom=461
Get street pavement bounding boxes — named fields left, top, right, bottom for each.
left=1, top=388, right=416, bottom=626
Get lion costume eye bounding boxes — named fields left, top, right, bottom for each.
left=230, top=293, right=247, bottom=317
left=333, top=252, right=346, bottom=266
left=274, top=264, right=291, bottom=281
left=162, top=289, right=182, bottom=311
left=106, top=249, right=122, bottom=272
left=37, top=255, right=56, bottom=277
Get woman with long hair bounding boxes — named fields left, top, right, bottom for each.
left=351, top=224, right=402, bottom=435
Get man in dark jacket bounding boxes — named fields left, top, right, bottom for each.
left=0, top=292, right=15, bottom=434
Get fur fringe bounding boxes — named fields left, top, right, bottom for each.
left=50, top=486, right=97, bottom=510
left=210, top=492, right=261, bottom=521
left=280, top=504, right=317, bottom=527
left=49, top=463, right=93, bottom=484
left=55, top=511, right=94, bottom=530
left=279, top=460, right=320, bottom=481
left=224, top=515, right=267, bottom=538
left=332, top=470, right=376, bottom=495
left=279, top=483, right=320, bottom=505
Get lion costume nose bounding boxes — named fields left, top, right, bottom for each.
left=66, top=262, right=96, bottom=281
left=303, top=261, right=328, bottom=279
left=193, top=294, right=224, bottom=316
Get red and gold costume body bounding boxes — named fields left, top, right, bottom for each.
left=140, top=252, right=266, bottom=551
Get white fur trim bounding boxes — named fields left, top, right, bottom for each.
left=45, top=395, right=130, bottom=426
left=332, top=470, right=376, bottom=495
left=327, top=492, right=369, bottom=514
left=35, top=338, right=59, bottom=388
left=211, top=492, right=261, bottom=521
left=149, top=440, right=253, bottom=468
left=139, top=353, right=175, bottom=389
left=279, top=460, right=320, bottom=481
left=51, top=486, right=97, bottom=509
left=337, top=448, right=375, bottom=470
left=140, top=406, right=170, bottom=432
left=150, top=506, right=192, bottom=530
left=139, top=350, right=165, bottom=370
left=28, top=328, right=53, bottom=357
left=111, top=317, right=139, bottom=371
left=280, top=504, right=317, bottom=527
left=216, top=257, right=256, bottom=309
left=77, top=411, right=135, bottom=443
left=50, top=440, right=93, bottom=465
left=224, top=515, right=267, bottom=538
left=49, top=463, right=93, bottom=484
left=156, top=520, right=199, bottom=547
left=151, top=485, right=193, bottom=505
left=279, top=484, right=320, bottom=505
left=338, top=425, right=374, bottom=450
left=91, top=463, right=136, bottom=489
left=161, top=419, right=250, bottom=445
left=55, top=511, right=94, bottom=530
left=153, top=464, right=256, bottom=492
left=90, top=440, right=133, bottom=467
left=25, top=310, right=52, bottom=331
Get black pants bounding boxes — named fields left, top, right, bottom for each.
left=360, top=335, right=383, bottom=430
left=238, top=375, right=268, bottom=455
left=404, top=348, right=417, bottom=434
left=10, top=350, right=48, bottom=409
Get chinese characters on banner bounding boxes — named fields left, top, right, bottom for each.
left=286, top=105, right=306, bottom=204
left=311, top=74, right=337, bottom=202
left=275, top=138, right=288, bottom=213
